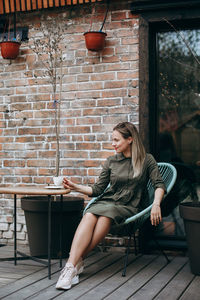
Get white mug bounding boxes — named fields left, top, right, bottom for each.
left=53, top=176, right=64, bottom=186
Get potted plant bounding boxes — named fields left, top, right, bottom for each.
left=21, top=15, right=84, bottom=258
left=179, top=200, right=200, bottom=275
left=31, top=16, right=64, bottom=182
left=83, top=2, right=109, bottom=51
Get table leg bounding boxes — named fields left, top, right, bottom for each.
left=14, top=194, right=17, bottom=265
left=48, top=195, right=51, bottom=279
left=59, top=194, right=63, bottom=268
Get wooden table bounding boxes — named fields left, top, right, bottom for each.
left=0, top=186, right=70, bottom=279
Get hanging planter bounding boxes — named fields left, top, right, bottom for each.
left=83, top=1, right=109, bottom=52
left=84, top=31, right=107, bottom=51
left=0, top=41, right=21, bottom=59
left=0, top=13, right=21, bottom=59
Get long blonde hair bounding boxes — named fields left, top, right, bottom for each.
left=113, top=122, right=146, bottom=178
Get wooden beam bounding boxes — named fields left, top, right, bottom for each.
left=131, top=0, right=200, bottom=13
left=0, top=0, right=103, bottom=14
left=0, top=1, right=4, bottom=14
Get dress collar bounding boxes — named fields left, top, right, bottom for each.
left=116, top=153, right=131, bottom=161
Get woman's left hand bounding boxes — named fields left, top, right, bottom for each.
left=150, top=204, right=162, bottom=226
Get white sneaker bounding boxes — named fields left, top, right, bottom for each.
left=76, top=258, right=84, bottom=275
left=56, top=262, right=79, bottom=290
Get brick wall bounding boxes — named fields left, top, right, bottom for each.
left=0, top=1, right=139, bottom=244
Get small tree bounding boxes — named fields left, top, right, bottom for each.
left=31, top=15, right=65, bottom=177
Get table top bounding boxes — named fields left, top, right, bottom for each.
left=0, top=186, right=71, bottom=195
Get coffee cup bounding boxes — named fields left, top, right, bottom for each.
left=53, top=176, right=64, bottom=186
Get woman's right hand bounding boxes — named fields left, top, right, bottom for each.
left=63, top=177, right=93, bottom=196
left=63, top=178, right=77, bottom=190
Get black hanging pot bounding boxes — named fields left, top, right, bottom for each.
left=179, top=201, right=200, bottom=275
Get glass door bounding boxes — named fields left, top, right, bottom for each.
left=155, top=26, right=200, bottom=247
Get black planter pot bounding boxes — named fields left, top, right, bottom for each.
left=179, top=202, right=200, bottom=275
left=21, top=196, right=84, bottom=258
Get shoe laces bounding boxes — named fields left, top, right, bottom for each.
left=60, top=263, right=75, bottom=279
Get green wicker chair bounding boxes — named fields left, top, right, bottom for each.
left=84, top=162, right=177, bottom=276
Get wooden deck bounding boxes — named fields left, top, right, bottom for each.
left=0, top=244, right=199, bottom=300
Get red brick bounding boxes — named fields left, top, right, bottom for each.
left=76, top=117, right=101, bottom=125
left=15, top=168, right=37, bottom=176
left=21, top=177, right=33, bottom=184
left=97, top=99, right=121, bottom=107
left=66, top=126, right=90, bottom=134
left=90, top=72, right=115, bottom=81
left=63, top=151, right=88, bottom=159
left=83, top=160, right=101, bottom=168
left=102, top=56, right=120, bottom=63
left=76, top=142, right=101, bottom=150
left=27, top=160, right=50, bottom=167
left=15, top=137, right=34, bottom=143
left=102, top=89, right=127, bottom=98
left=111, top=11, right=127, bottom=21
left=18, top=128, right=41, bottom=135
left=90, top=151, right=114, bottom=159
left=38, top=169, right=55, bottom=176
left=82, top=65, right=94, bottom=73
left=104, top=80, right=128, bottom=89
left=88, top=169, right=101, bottom=176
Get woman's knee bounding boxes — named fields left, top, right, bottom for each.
left=83, top=212, right=98, bottom=223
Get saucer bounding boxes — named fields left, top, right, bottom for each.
left=44, top=185, right=64, bottom=189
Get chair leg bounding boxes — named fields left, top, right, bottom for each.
left=133, top=233, right=138, bottom=256
left=153, top=238, right=170, bottom=263
left=122, top=234, right=132, bottom=277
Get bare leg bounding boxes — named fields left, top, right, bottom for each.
left=67, top=213, right=111, bottom=266
left=82, top=216, right=112, bottom=258
left=67, top=213, right=98, bottom=266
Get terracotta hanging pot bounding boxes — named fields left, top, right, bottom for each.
left=84, top=31, right=107, bottom=51
left=0, top=41, right=21, bottom=59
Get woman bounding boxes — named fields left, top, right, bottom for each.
left=56, top=122, right=166, bottom=290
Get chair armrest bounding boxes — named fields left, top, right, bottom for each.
left=83, top=198, right=96, bottom=214
left=124, top=204, right=153, bottom=224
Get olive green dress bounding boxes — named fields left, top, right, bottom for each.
left=84, top=153, right=166, bottom=226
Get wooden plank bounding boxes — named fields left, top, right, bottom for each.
left=48, top=0, right=54, bottom=7
left=178, top=275, right=200, bottom=300
left=0, top=252, right=109, bottom=299
left=31, top=253, right=131, bottom=300
left=139, top=16, right=150, bottom=152
left=55, top=0, right=59, bottom=7
left=9, top=252, right=118, bottom=300
left=70, top=255, right=156, bottom=300
left=15, top=0, right=21, bottom=11
left=0, top=261, right=59, bottom=299
left=10, top=0, right=15, bottom=13
left=37, top=0, right=43, bottom=9
left=4, top=0, right=10, bottom=13
left=60, top=0, right=65, bottom=6
left=26, top=0, right=32, bottom=10
left=154, top=261, right=195, bottom=299
left=32, top=0, right=37, bottom=9
left=21, top=0, right=26, bottom=11
left=103, top=255, right=169, bottom=300
left=0, top=0, right=4, bottom=14
left=129, top=256, right=189, bottom=299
